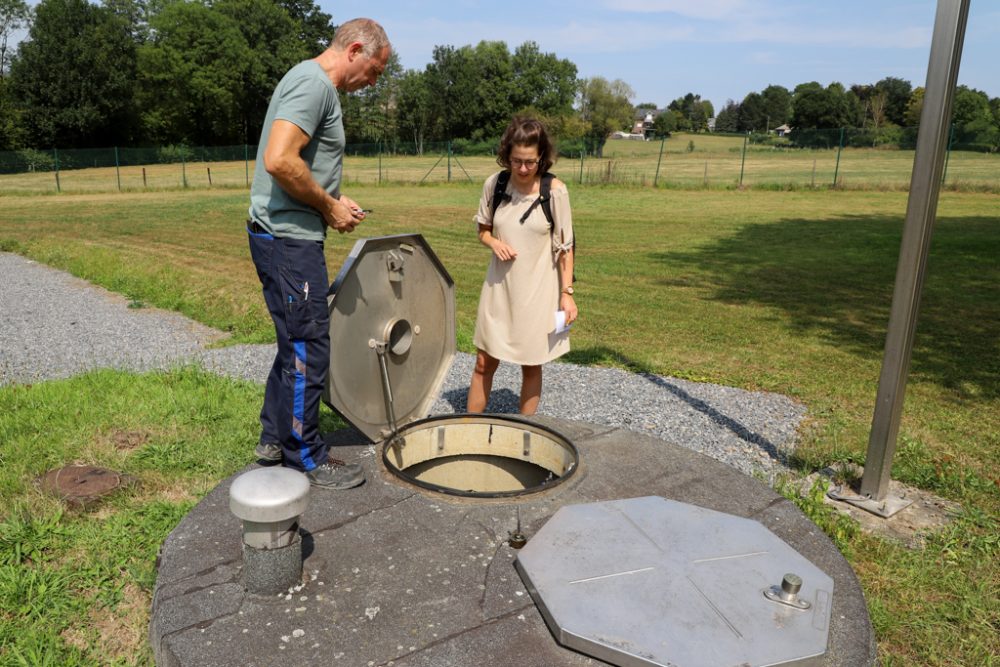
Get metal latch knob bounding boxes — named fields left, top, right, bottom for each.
left=763, top=573, right=812, bottom=610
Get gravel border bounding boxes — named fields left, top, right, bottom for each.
left=2, top=251, right=805, bottom=479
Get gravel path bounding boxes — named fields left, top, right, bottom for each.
left=1, top=251, right=805, bottom=479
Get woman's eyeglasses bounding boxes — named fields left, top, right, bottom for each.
left=510, top=158, right=540, bottom=168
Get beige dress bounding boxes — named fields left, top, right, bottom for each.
left=473, top=172, right=574, bottom=366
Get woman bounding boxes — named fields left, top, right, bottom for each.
left=467, top=116, right=577, bottom=415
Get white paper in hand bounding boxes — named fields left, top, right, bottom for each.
left=554, top=310, right=572, bottom=334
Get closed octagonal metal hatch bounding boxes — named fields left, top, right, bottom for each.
left=515, top=496, right=834, bottom=667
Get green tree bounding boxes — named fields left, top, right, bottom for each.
left=791, top=81, right=860, bottom=129
left=10, top=0, right=137, bottom=147
left=714, top=100, right=739, bottom=133
left=668, top=92, right=713, bottom=132
left=341, top=50, right=403, bottom=145
left=951, top=85, right=994, bottom=148
left=214, top=0, right=309, bottom=143
left=759, top=84, right=792, bottom=129
left=423, top=42, right=513, bottom=141
left=875, top=76, right=912, bottom=126
left=136, top=0, right=252, bottom=144
left=1, top=0, right=31, bottom=77
left=276, top=0, right=334, bottom=53
left=652, top=109, right=678, bottom=137
left=577, top=76, right=634, bottom=156
left=395, top=68, right=432, bottom=152
left=904, top=87, right=924, bottom=127
left=510, top=41, right=577, bottom=117
left=737, top=92, right=765, bottom=132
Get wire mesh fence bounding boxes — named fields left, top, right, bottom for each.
left=1, top=128, right=997, bottom=195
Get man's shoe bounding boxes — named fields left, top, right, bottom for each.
left=255, top=442, right=282, bottom=462
left=306, top=459, right=365, bottom=489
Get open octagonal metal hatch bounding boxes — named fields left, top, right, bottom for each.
left=323, top=234, right=578, bottom=498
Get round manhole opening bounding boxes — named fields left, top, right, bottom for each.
left=382, top=414, right=578, bottom=498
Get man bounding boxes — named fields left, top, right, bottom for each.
left=247, top=18, right=391, bottom=488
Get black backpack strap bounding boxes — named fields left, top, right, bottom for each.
left=538, top=172, right=555, bottom=230
left=490, top=170, right=512, bottom=219
left=518, top=172, right=557, bottom=227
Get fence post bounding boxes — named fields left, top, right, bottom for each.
left=739, top=133, right=748, bottom=188
left=941, top=122, right=955, bottom=185
left=181, top=147, right=188, bottom=188
left=653, top=136, right=665, bottom=187
left=114, top=146, right=121, bottom=191
left=811, top=159, right=817, bottom=188
left=447, top=141, right=452, bottom=183
left=53, top=148, right=61, bottom=193
left=578, top=150, right=584, bottom=184
left=832, top=127, right=845, bottom=187
left=244, top=144, right=249, bottom=187
left=207, top=167, right=212, bottom=186
left=378, top=142, right=383, bottom=184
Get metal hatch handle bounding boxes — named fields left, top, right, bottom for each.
left=369, top=339, right=399, bottom=436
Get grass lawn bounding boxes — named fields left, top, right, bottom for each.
left=0, top=182, right=997, bottom=665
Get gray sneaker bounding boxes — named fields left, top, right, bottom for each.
left=255, top=442, right=282, bottom=462
left=306, top=459, right=365, bottom=489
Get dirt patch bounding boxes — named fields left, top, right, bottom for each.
left=108, top=429, right=151, bottom=451
left=808, top=464, right=962, bottom=549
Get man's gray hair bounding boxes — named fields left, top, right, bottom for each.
left=332, top=18, right=391, bottom=58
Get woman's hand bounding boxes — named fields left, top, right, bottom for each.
left=560, top=293, right=578, bottom=325
left=491, top=239, right=518, bottom=261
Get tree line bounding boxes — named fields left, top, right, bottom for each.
left=2, top=0, right=999, bottom=155
left=712, top=78, right=1000, bottom=151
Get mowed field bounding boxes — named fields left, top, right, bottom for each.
left=1, top=181, right=998, bottom=665
left=3, top=132, right=999, bottom=194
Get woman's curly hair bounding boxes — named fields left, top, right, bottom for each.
left=497, top=116, right=556, bottom=174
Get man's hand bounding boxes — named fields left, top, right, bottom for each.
left=323, top=196, right=363, bottom=234
left=339, top=195, right=367, bottom=221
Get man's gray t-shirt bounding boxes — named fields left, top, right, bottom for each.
left=249, top=60, right=344, bottom=241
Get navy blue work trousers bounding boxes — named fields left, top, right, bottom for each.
left=247, top=225, right=330, bottom=472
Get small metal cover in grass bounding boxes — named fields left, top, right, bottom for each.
left=39, top=465, right=125, bottom=506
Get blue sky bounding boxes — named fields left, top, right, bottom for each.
left=320, top=0, right=999, bottom=110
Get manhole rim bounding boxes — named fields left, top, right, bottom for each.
left=380, top=412, right=579, bottom=499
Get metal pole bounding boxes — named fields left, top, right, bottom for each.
left=181, top=149, right=187, bottom=188
left=447, top=141, right=452, bottom=183
left=579, top=149, right=584, bottom=184
left=54, top=148, right=60, bottom=193
left=653, top=136, right=665, bottom=187
left=860, top=0, right=970, bottom=503
left=941, top=122, right=955, bottom=185
left=832, top=127, right=845, bottom=187
left=739, top=133, right=748, bottom=187
left=378, top=144, right=383, bottom=184
left=114, top=146, right=121, bottom=191
left=244, top=143, right=249, bottom=187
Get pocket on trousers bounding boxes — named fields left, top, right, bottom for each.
left=279, top=269, right=323, bottom=340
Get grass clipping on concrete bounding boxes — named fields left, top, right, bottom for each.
left=0, top=182, right=998, bottom=665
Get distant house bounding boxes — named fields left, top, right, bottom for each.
left=630, top=109, right=662, bottom=140
left=774, top=124, right=792, bottom=137
left=706, top=117, right=716, bottom=132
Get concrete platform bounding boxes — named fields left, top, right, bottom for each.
left=149, top=416, right=876, bottom=667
